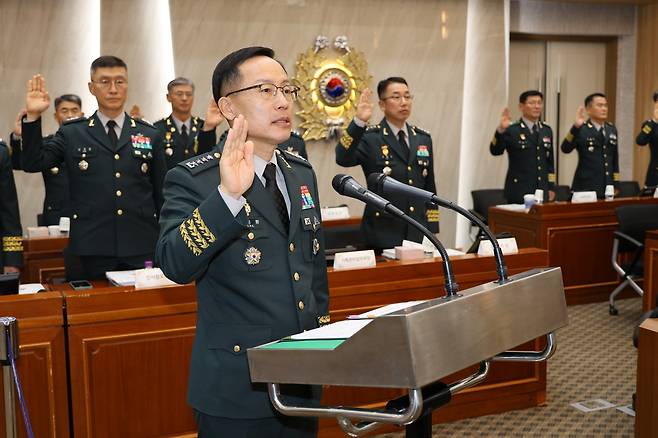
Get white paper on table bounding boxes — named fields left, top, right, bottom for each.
left=348, top=300, right=428, bottom=319
left=19, top=283, right=46, bottom=294
left=493, top=203, right=527, bottom=212
left=106, top=270, right=136, bottom=286
left=290, top=319, right=372, bottom=340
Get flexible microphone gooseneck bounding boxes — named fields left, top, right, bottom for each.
left=332, top=174, right=459, bottom=297
left=367, top=173, right=508, bottom=283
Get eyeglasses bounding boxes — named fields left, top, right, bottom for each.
left=172, top=91, right=194, bottom=98
left=225, top=83, right=300, bottom=102
left=92, top=79, right=128, bottom=90
left=382, top=94, right=414, bottom=102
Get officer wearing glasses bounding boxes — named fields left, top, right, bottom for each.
left=20, top=55, right=167, bottom=280
left=154, top=77, right=221, bottom=169
left=335, top=77, right=438, bottom=250
left=156, top=46, right=329, bottom=437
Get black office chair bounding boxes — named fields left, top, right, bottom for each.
left=608, top=204, right=658, bottom=315
left=469, top=189, right=507, bottom=225
left=617, top=181, right=641, bottom=198
left=554, top=185, right=572, bottom=202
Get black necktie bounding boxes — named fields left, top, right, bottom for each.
left=106, top=120, right=119, bottom=150
left=263, top=163, right=289, bottom=231
left=398, top=130, right=409, bottom=157
left=181, top=124, right=189, bottom=145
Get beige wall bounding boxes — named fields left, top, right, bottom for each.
left=2, top=0, right=645, bottom=248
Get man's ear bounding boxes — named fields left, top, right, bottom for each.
left=166, top=93, right=172, bottom=103
left=218, top=97, right=236, bottom=123
left=378, top=99, right=386, bottom=112
left=88, top=82, right=95, bottom=97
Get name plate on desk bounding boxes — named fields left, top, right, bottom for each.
left=321, top=206, right=350, bottom=221
left=134, top=268, right=178, bottom=289
left=478, top=237, right=518, bottom=256
left=571, top=191, right=598, bottom=203
left=333, top=250, right=376, bottom=270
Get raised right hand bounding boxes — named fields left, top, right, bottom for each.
left=355, top=88, right=373, bottom=123
left=26, top=74, right=50, bottom=120
left=574, top=105, right=586, bottom=128
left=499, top=107, right=511, bottom=131
left=218, top=115, right=254, bottom=199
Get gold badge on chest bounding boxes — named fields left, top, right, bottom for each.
left=141, top=162, right=149, bottom=173
left=78, top=160, right=89, bottom=171
left=165, top=147, right=173, bottom=156
left=244, top=246, right=262, bottom=265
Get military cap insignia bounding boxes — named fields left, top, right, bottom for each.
left=244, top=247, right=262, bottom=265
left=293, top=35, right=372, bottom=140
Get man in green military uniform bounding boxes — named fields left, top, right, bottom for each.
left=635, top=91, right=658, bottom=187
left=490, top=90, right=556, bottom=203
left=0, top=141, right=23, bottom=274
left=218, top=128, right=308, bottom=160
left=561, top=93, right=620, bottom=198
left=10, top=95, right=83, bottom=225
left=156, top=47, right=329, bottom=437
left=154, top=77, right=221, bottom=169
left=335, top=78, right=439, bottom=250
left=21, top=56, right=166, bottom=280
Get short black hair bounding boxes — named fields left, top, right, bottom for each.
left=90, top=56, right=127, bottom=75
left=54, top=94, right=82, bottom=109
left=519, top=90, right=543, bottom=103
left=167, top=77, right=195, bottom=93
left=585, top=93, right=606, bottom=107
left=653, top=90, right=658, bottom=103
left=377, top=77, right=408, bottom=100
left=212, top=46, right=276, bottom=102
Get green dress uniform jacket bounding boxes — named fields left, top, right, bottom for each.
left=335, top=118, right=439, bottom=249
left=636, top=119, right=658, bottom=186
left=0, top=142, right=23, bottom=269
left=217, top=130, right=308, bottom=160
left=153, top=115, right=217, bottom=170
left=156, top=149, right=329, bottom=419
left=560, top=119, right=620, bottom=198
left=489, top=119, right=556, bottom=203
left=21, top=112, right=166, bottom=257
left=11, top=133, right=71, bottom=226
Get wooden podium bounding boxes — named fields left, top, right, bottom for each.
left=489, top=197, right=658, bottom=305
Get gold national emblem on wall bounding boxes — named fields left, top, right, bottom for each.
left=293, top=35, right=372, bottom=140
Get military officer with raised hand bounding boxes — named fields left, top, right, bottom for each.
left=154, top=77, right=221, bottom=169
left=156, top=46, right=329, bottom=437
left=561, top=93, right=620, bottom=198
left=335, top=78, right=439, bottom=250
left=11, top=94, right=84, bottom=225
left=635, top=91, right=658, bottom=187
left=21, top=56, right=167, bottom=280
left=490, top=90, right=556, bottom=203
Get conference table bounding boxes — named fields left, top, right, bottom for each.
left=1, top=248, right=551, bottom=438
left=488, top=197, right=658, bottom=305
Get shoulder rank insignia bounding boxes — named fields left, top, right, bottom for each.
left=412, top=125, right=430, bottom=136
left=365, top=124, right=381, bottom=132
left=281, top=149, right=312, bottom=168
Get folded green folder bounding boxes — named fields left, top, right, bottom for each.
left=258, top=339, right=345, bottom=350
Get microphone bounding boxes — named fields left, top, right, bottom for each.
left=332, top=174, right=459, bottom=297
left=367, top=173, right=508, bottom=283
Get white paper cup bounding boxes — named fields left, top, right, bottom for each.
left=534, top=189, right=544, bottom=204
left=58, top=217, right=70, bottom=233
left=523, top=194, right=536, bottom=209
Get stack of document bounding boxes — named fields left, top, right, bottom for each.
left=106, top=270, right=136, bottom=286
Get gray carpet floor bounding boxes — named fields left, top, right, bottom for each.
left=376, top=297, right=642, bottom=437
